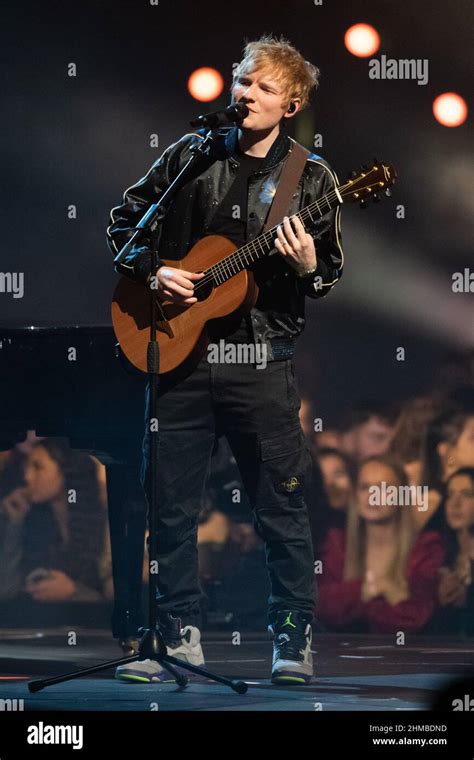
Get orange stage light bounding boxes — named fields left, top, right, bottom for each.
left=344, top=23, right=380, bottom=58
left=433, top=92, right=468, bottom=127
left=187, top=67, right=224, bottom=102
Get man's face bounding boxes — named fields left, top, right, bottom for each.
left=231, top=67, right=291, bottom=131
left=352, top=416, right=394, bottom=462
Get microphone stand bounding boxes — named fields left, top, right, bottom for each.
left=28, top=116, right=248, bottom=696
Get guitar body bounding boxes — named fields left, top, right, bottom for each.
left=111, top=235, right=258, bottom=374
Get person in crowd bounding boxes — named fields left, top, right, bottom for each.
left=0, top=437, right=113, bottom=604
left=421, top=405, right=474, bottom=531
left=316, top=454, right=445, bottom=634
left=338, top=402, right=398, bottom=463
left=428, top=467, right=474, bottom=636
left=312, top=447, right=355, bottom=554
left=389, top=396, right=443, bottom=528
left=0, top=433, right=49, bottom=510
left=311, top=428, right=343, bottom=454
left=390, top=396, right=441, bottom=486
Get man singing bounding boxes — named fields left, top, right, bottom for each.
left=106, top=33, right=344, bottom=684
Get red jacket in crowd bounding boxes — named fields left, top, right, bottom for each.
left=316, top=528, right=445, bottom=633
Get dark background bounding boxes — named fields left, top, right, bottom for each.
left=2, top=0, right=473, bottom=421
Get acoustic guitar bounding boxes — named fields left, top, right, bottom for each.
left=112, top=161, right=396, bottom=374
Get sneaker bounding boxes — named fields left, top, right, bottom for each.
left=268, top=610, right=313, bottom=685
left=115, top=614, right=205, bottom=683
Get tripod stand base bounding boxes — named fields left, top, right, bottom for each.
left=28, top=625, right=248, bottom=695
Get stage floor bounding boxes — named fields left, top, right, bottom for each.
left=0, top=628, right=473, bottom=711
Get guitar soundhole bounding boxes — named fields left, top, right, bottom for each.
left=195, top=277, right=214, bottom=302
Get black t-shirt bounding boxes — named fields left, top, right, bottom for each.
left=206, top=146, right=265, bottom=344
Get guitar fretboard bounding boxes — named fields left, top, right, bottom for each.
left=207, top=190, right=340, bottom=285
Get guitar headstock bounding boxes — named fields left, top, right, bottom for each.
left=342, top=160, right=397, bottom=208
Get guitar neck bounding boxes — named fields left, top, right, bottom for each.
left=208, top=184, right=342, bottom=285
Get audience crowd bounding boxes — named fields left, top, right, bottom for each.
left=1, top=351, right=473, bottom=636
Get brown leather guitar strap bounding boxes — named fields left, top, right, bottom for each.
left=263, top=141, right=310, bottom=232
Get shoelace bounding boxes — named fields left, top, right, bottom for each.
left=274, top=628, right=308, bottom=661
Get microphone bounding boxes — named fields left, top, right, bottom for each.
left=190, top=102, right=249, bottom=128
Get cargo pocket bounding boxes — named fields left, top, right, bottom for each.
left=258, top=425, right=312, bottom=498
left=255, top=425, right=313, bottom=542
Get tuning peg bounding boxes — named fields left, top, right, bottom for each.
left=372, top=194, right=380, bottom=203
left=384, top=188, right=392, bottom=197
left=359, top=199, right=368, bottom=209
left=373, top=156, right=379, bottom=164
left=360, top=164, right=369, bottom=171
left=348, top=170, right=358, bottom=179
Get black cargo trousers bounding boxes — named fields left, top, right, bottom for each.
left=141, top=350, right=315, bottom=629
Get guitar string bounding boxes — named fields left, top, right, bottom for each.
left=192, top=186, right=343, bottom=291
left=156, top=169, right=385, bottom=294
left=193, top=173, right=385, bottom=291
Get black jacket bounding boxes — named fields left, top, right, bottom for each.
left=106, top=123, right=344, bottom=361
